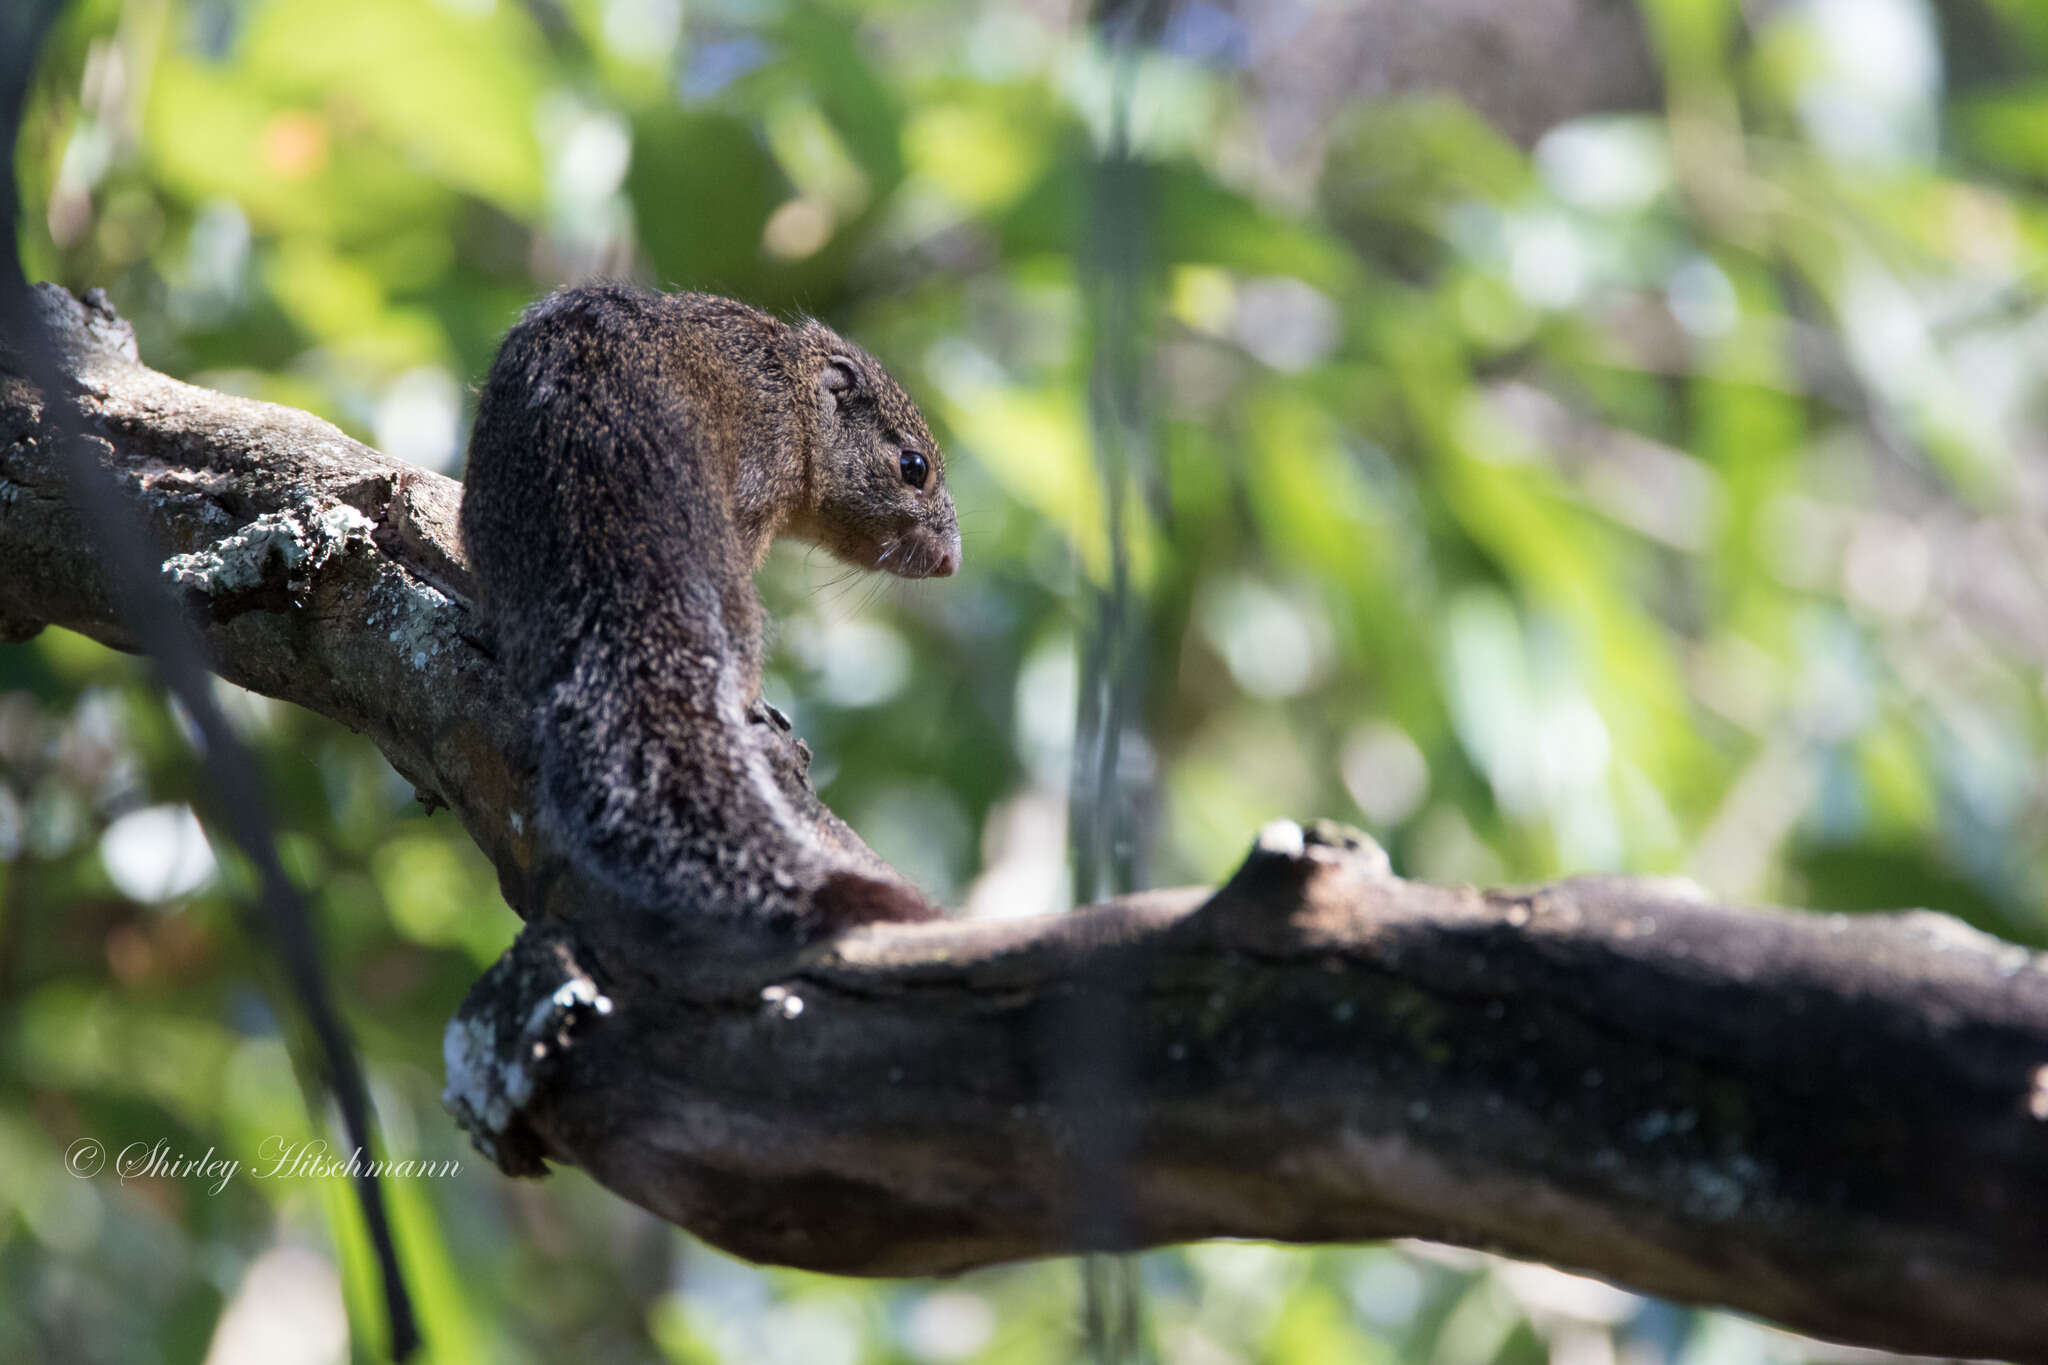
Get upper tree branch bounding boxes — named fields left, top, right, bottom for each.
left=6, top=286, right=2048, bottom=1363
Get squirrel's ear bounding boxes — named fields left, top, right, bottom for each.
left=820, top=355, right=859, bottom=400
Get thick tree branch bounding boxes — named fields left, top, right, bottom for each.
left=457, top=833, right=2048, bottom=1363
left=6, top=286, right=2048, bottom=1362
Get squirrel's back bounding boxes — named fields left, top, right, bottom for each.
left=460, top=284, right=944, bottom=930
left=463, top=286, right=770, bottom=695
left=463, top=285, right=813, bottom=920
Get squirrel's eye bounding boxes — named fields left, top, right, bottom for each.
left=898, top=449, right=929, bottom=489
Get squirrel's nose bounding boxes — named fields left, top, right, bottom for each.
left=932, top=531, right=961, bottom=578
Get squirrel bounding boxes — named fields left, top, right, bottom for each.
left=459, top=284, right=961, bottom=932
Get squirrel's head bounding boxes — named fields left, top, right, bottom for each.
left=785, top=323, right=962, bottom=580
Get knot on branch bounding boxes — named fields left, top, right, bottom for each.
left=442, top=922, right=613, bottom=1177
left=1197, top=818, right=1393, bottom=942
left=1234, top=818, right=1391, bottom=885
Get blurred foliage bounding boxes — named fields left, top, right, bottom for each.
left=9, top=0, right=2048, bottom=1360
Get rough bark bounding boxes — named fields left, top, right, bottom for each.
left=6, top=285, right=2048, bottom=1363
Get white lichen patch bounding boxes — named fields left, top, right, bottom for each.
left=316, top=502, right=375, bottom=541
left=371, top=571, right=458, bottom=671
left=1257, top=819, right=1305, bottom=857
left=163, top=512, right=308, bottom=592
left=161, top=501, right=373, bottom=596
left=441, top=973, right=613, bottom=1142
left=759, top=984, right=805, bottom=1019
left=538, top=976, right=613, bottom=1028
left=442, top=1013, right=527, bottom=1137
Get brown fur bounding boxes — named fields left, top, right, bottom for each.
left=459, top=284, right=958, bottom=927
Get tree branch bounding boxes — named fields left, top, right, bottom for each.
left=7, top=286, right=2048, bottom=1362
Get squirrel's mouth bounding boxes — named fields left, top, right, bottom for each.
left=875, top=528, right=961, bottom=579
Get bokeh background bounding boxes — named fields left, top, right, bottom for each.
left=8, top=0, right=2048, bottom=1360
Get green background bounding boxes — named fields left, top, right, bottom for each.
left=8, top=0, right=2048, bottom=1359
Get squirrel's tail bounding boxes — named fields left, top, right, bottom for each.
left=531, top=628, right=817, bottom=923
